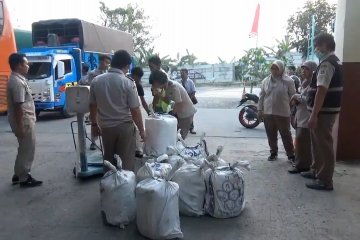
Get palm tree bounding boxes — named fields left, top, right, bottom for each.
left=265, top=35, right=295, bottom=65
left=178, top=49, right=197, bottom=66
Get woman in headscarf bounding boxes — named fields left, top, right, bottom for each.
left=288, top=61, right=318, bottom=173
left=258, top=60, right=296, bottom=162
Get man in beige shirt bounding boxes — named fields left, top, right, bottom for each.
left=149, top=70, right=197, bottom=139
left=83, top=54, right=111, bottom=150
left=7, top=53, right=42, bottom=187
left=90, top=50, right=145, bottom=171
left=258, top=60, right=296, bottom=162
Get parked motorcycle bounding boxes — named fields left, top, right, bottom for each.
left=237, top=92, right=296, bottom=129
left=237, top=93, right=261, bottom=129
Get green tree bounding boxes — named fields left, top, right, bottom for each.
left=99, top=1, right=153, bottom=52
left=287, top=0, right=336, bottom=58
left=237, top=48, right=270, bottom=83
left=178, top=49, right=197, bottom=66
left=134, top=46, right=156, bottom=67
left=265, top=36, right=294, bottom=66
left=160, top=55, right=177, bottom=69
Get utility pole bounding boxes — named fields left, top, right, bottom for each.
left=307, top=15, right=316, bottom=61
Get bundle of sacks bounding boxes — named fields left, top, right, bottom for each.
left=204, top=159, right=250, bottom=218
left=99, top=135, right=250, bottom=239
left=136, top=161, right=184, bottom=239
left=100, top=156, right=136, bottom=228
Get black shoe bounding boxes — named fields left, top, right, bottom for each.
left=20, top=175, right=43, bottom=188
left=135, top=151, right=143, bottom=158
left=190, top=130, right=197, bottom=135
left=90, top=143, right=97, bottom=151
left=12, top=175, right=19, bottom=185
left=288, top=167, right=310, bottom=174
left=268, top=153, right=278, bottom=161
left=300, top=170, right=316, bottom=179
left=288, top=156, right=295, bottom=163
left=306, top=180, right=333, bottom=191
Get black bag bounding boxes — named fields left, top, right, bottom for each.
left=190, top=95, right=198, bottom=105
left=182, top=81, right=198, bottom=105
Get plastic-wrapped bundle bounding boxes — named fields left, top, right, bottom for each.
left=178, top=133, right=209, bottom=161
left=204, top=146, right=228, bottom=169
left=204, top=160, right=250, bottom=219
left=172, top=162, right=206, bottom=217
left=136, top=154, right=172, bottom=183
left=136, top=162, right=183, bottom=239
left=100, top=157, right=136, bottom=228
left=144, top=114, right=178, bottom=156
left=166, top=146, right=187, bottom=168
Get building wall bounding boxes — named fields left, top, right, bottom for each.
left=142, top=63, right=236, bottom=86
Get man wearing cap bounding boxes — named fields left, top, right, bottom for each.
left=303, top=33, right=343, bottom=191
left=288, top=61, right=318, bottom=174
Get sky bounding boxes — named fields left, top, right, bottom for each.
left=7, top=0, right=337, bottom=63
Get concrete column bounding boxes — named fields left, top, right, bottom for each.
left=334, top=0, right=360, bottom=160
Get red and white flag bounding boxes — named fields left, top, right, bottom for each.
left=249, top=3, right=260, bottom=38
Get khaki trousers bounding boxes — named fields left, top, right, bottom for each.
left=294, top=128, right=312, bottom=170
left=11, top=122, right=36, bottom=182
left=263, top=115, right=294, bottom=157
left=178, top=115, right=194, bottom=140
left=135, top=127, right=143, bottom=153
left=101, top=122, right=136, bottom=171
left=310, top=114, right=337, bottom=186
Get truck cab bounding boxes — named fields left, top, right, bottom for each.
left=26, top=51, right=78, bottom=116
left=20, top=18, right=134, bottom=117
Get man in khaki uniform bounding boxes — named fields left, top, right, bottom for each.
left=303, top=33, right=343, bottom=191
left=85, top=54, right=111, bottom=150
left=89, top=50, right=145, bottom=171
left=150, top=70, right=197, bottom=139
left=7, top=53, right=42, bottom=188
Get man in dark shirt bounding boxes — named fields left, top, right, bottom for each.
left=130, top=67, right=150, bottom=115
left=130, top=67, right=150, bottom=158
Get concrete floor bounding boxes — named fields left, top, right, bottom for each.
left=0, top=86, right=359, bottom=240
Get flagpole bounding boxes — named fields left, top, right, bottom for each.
left=256, top=34, right=259, bottom=49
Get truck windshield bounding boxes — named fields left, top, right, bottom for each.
left=27, top=62, right=52, bottom=80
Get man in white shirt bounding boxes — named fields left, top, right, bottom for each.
left=180, top=68, right=197, bottom=134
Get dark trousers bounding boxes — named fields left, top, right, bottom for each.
left=263, top=115, right=294, bottom=157
left=310, top=114, right=337, bottom=186
left=294, top=128, right=312, bottom=170
left=190, top=121, right=194, bottom=131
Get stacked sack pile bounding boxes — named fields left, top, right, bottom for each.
left=99, top=113, right=250, bottom=239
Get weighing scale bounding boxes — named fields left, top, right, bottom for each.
left=66, top=86, right=104, bottom=178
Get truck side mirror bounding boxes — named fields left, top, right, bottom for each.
left=57, top=61, right=65, bottom=79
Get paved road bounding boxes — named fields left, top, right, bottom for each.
left=0, top=86, right=359, bottom=240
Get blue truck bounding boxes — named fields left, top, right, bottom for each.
left=21, top=18, right=134, bottom=117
